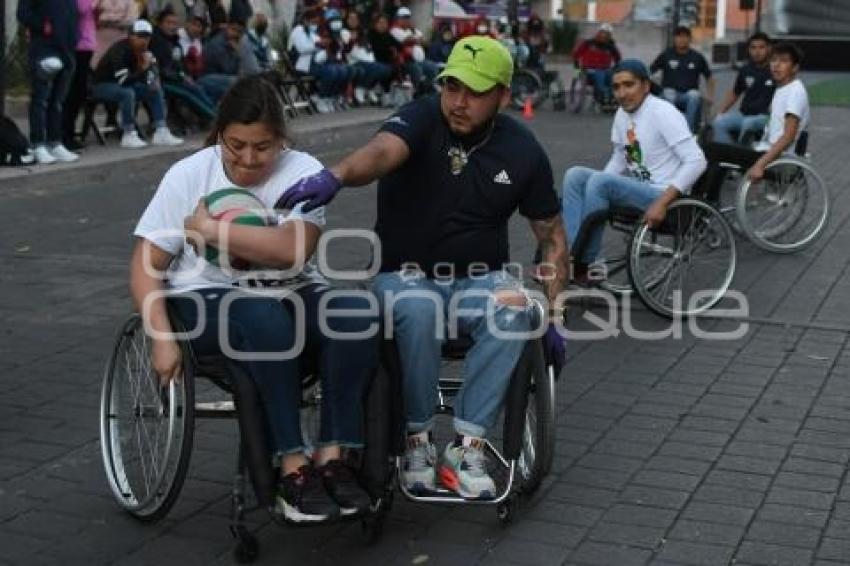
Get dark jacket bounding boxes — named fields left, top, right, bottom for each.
left=16, top=0, right=78, bottom=63
left=150, top=28, right=185, bottom=83
left=93, top=39, right=157, bottom=86
left=203, top=33, right=240, bottom=75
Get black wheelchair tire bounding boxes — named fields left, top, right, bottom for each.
left=510, top=69, right=545, bottom=110
left=567, top=75, right=586, bottom=114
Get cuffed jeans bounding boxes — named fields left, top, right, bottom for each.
left=373, top=271, right=533, bottom=439
left=311, top=62, right=352, bottom=97
left=91, top=81, right=167, bottom=132
left=351, top=62, right=393, bottom=89
left=712, top=110, right=768, bottom=145
left=169, top=284, right=380, bottom=458
left=563, top=166, right=666, bottom=263
left=663, top=87, right=702, bottom=133
left=28, top=55, right=75, bottom=145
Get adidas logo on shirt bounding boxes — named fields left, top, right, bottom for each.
left=493, top=170, right=512, bottom=184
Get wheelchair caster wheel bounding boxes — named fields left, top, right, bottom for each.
left=233, top=531, right=259, bottom=564
left=497, top=499, right=515, bottom=525
left=361, top=514, right=385, bottom=545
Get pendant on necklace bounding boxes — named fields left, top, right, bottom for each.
left=448, top=146, right=467, bottom=176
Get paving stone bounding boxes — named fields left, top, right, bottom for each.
left=782, top=456, right=847, bottom=478
left=824, top=519, right=850, bottom=540
left=618, top=486, right=690, bottom=510
left=703, top=470, right=771, bottom=491
left=667, top=429, right=732, bottom=447
left=644, top=456, right=713, bottom=477
left=601, top=504, right=678, bottom=528
left=506, top=519, right=586, bottom=547
left=817, top=537, right=850, bottom=562
left=587, top=521, right=666, bottom=549
left=654, top=540, right=735, bottom=566
left=561, top=467, right=633, bottom=491
left=715, top=454, right=782, bottom=476
left=682, top=502, right=754, bottom=526
left=692, top=484, right=764, bottom=507
left=746, top=520, right=821, bottom=548
left=657, top=442, right=723, bottom=462
left=525, top=501, right=604, bottom=528
left=735, top=541, right=814, bottom=566
left=774, top=471, right=841, bottom=493
left=546, top=483, right=619, bottom=508
left=756, top=504, right=830, bottom=528
left=568, top=541, right=653, bottom=566
left=490, top=539, right=571, bottom=566
left=766, top=487, right=836, bottom=510
left=667, top=520, right=745, bottom=545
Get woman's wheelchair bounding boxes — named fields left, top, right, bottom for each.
left=573, top=187, right=737, bottom=319
left=99, top=311, right=393, bottom=564
left=379, top=300, right=557, bottom=522
left=712, top=132, right=830, bottom=254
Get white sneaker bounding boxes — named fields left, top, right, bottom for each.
left=402, top=431, right=437, bottom=493
left=354, top=86, right=367, bottom=105
left=440, top=437, right=497, bottom=499
left=317, top=98, right=334, bottom=114
left=49, top=143, right=79, bottom=162
left=367, top=89, right=381, bottom=105
left=152, top=127, right=183, bottom=146
left=33, top=145, right=57, bottom=164
left=120, top=131, right=148, bottom=149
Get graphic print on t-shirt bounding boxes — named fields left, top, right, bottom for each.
left=624, top=123, right=651, bottom=182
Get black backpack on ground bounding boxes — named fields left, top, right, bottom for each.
left=0, top=116, right=32, bottom=166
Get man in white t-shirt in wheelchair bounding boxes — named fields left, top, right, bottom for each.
left=561, top=59, right=707, bottom=285
left=700, top=42, right=810, bottom=199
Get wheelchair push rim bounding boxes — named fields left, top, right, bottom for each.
left=510, top=69, right=544, bottom=110
left=100, top=314, right=195, bottom=520
left=516, top=359, right=556, bottom=492
left=567, top=74, right=587, bottom=113
left=736, top=157, right=830, bottom=253
left=628, top=199, right=737, bottom=318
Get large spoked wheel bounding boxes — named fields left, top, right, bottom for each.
left=567, top=73, right=587, bottom=113
left=515, top=340, right=555, bottom=495
left=510, top=69, right=544, bottom=110
left=628, top=199, right=736, bottom=319
left=736, top=158, right=830, bottom=253
left=100, top=314, right=195, bottom=522
left=594, top=220, right=637, bottom=296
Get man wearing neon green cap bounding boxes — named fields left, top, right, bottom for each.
left=280, top=36, right=569, bottom=500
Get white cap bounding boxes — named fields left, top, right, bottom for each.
left=131, top=19, right=154, bottom=35
left=396, top=7, right=411, bottom=18
left=598, top=22, right=613, bottom=33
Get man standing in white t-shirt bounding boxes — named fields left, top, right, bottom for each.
left=561, top=59, right=707, bottom=284
left=701, top=42, right=809, bottom=200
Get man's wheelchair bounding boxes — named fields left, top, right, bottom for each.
left=99, top=311, right=393, bottom=564
left=379, top=300, right=557, bottom=522
left=712, top=132, right=830, bottom=253
left=573, top=187, right=737, bottom=319
left=567, top=68, right=617, bottom=114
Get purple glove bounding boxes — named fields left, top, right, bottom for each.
left=276, top=168, right=342, bottom=212
left=543, top=323, right=566, bottom=377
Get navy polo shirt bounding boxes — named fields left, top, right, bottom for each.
left=734, top=62, right=775, bottom=116
left=650, top=47, right=711, bottom=92
left=374, top=95, right=560, bottom=276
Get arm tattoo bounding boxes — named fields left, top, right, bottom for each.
left=529, top=214, right=570, bottom=306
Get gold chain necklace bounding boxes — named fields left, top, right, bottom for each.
left=447, top=122, right=495, bottom=176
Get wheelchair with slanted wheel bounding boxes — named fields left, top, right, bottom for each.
left=378, top=299, right=557, bottom=523
left=99, top=306, right=393, bottom=564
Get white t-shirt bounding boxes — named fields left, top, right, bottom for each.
left=134, top=146, right=327, bottom=292
left=604, top=94, right=707, bottom=194
left=755, top=78, right=809, bottom=153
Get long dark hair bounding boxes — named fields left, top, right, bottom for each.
left=204, top=72, right=289, bottom=146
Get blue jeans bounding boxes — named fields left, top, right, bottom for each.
left=91, top=81, right=166, bottom=132
left=563, top=166, right=666, bottom=263
left=310, top=62, right=352, bottom=97
left=169, top=284, right=380, bottom=458
left=373, top=271, right=533, bottom=438
left=405, top=60, right=440, bottom=88
left=28, top=56, right=75, bottom=145
left=163, top=79, right=216, bottom=120
left=712, top=110, right=768, bottom=145
left=663, top=87, right=702, bottom=133
left=197, top=73, right=236, bottom=104
left=351, top=62, right=393, bottom=89
left=585, top=69, right=613, bottom=102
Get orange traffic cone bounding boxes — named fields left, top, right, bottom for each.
left=522, top=95, right=534, bottom=120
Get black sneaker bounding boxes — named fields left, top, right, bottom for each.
left=275, top=465, right=340, bottom=523
left=321, top=459, right=372, bottom=516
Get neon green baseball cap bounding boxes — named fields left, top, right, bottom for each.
left=437, top=36, right=513, bottom=93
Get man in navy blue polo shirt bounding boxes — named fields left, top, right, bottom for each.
left=279, top=36, right=569, bottom=500
left=711, top=32, right=774, bottom=145
left=650, top=26, right=714, bottom=133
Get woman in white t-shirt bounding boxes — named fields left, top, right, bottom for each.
left=701, top=42, right=810, bottom=200
left=130, top=74, right=378, bottom=524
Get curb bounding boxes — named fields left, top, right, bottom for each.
left=0, top=109, right=390, bottom=195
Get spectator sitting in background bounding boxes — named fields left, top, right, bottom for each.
left=179, top=15, right=207, bottom=79
left=524, top=13, right=549, bottom=71
left=428, top=23, right=455, bottom=64
left=247, top=13, right=273, bottom=71
left=150, top=5, right=216, bottom=130
left=92, top=19, right=184, bottom=149
left=711, top=32, right=774, bottom=145
left=367, top=13, right=401, bottom=106
left=17, top=0, right=79, bottom=164
left=572, top=23, right=621, bottom=106
left=199, top=19, right=244, bottom=103
left=344, top=23, right=393, bottom=105
left=389, top=7, right=439, bottom=95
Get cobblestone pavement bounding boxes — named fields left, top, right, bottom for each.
left=2, top=92, right=850, bottom=566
